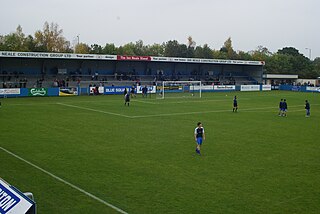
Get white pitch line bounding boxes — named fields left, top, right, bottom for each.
left=167, top=98, right=252, bottom=104
left=56, top=102, right=319, bottom=119
left=132, top=97, right=251, bottom=105
left=0, top=146, right=128, bottom=214
left=285, top=109, right=306, bottom=112
left=56, top=102, right=131, bottom=118
left=130, top=106, right=278, bottom=118
left=6, top=102, right=57, bottom=106
left=131, top=104, right=320, bottom=118
left=132, top=99, right=158, bottom=105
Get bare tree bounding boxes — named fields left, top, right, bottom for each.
left=34, top=22, right=71, bottom=52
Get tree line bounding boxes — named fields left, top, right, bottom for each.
left=0, top=22, right=319, bottom=78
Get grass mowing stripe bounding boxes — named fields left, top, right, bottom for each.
left=0, top=146, right=128, bottom=214
left=56, top=102, right=317, bottom=119
left=132, top=103, right=319, bottom=118
left=274, top=196, right=303, bottom=206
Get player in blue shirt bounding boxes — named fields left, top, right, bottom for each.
left=194, top=122, right=205, bottom=155
left=233, top=96, right=238, bottom=112
left=305, top=100, right=310, bottom=117
left=283, top=99, right=287, bottom=117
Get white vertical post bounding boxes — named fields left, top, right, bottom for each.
left=162, top=81, right=165, bottom=99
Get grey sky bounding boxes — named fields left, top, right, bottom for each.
left=1, top=0, right=319, bottom=59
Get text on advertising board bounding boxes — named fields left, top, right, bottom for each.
left=0, top=183, right=20, bottom=213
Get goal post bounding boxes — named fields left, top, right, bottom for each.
left=156, top=81, right=202, bottom=99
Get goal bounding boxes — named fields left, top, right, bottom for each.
left=156, top=81, right=202, bottom=99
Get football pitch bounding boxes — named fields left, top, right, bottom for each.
left=0, top=91, right=319, bottom=213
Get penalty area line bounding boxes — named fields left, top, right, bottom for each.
left=0, top=146, right=128, bottom=214
left=131, top=99, right=158, bottom=105
left=56, top=102, right=132, bottom=118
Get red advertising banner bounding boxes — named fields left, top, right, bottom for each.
left=117, top=55, right=151, bottom=61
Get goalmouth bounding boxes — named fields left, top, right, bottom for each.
left=156, top=81, right=202, bottom=99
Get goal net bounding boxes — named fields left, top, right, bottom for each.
left=156, top=81, right=202, bottom=99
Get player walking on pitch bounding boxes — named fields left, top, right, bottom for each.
left=124, top=92, right=130, bottom=106
left=194, top=122, right=205, bottom=155
left=233, top=96, right=238, bottom=112
left=305, top=100, right=310, bottom=117
left=283, top=99, right=288, bottom=117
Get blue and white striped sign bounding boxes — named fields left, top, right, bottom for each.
left=0, top=179, right=34, bottom=214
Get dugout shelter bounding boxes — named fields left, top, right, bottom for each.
left=263, top=74, right=299, bottom=86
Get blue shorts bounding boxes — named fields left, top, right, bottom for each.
left=196, top=137, right=203, bottom=145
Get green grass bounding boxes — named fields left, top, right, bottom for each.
left=0, top=91, right=320, bottom=213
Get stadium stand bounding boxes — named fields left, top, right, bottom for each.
left=0, top=51, right=264, bottom=89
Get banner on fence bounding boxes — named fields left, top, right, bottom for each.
left=89, top=86, right=104, bottom=95
left=59, top=88, right=78, bottom=96
left=104, top=86, right=131, bottom=95
left=262, top=85, right=272, bottom=91
left=240, top=85, right=260, bottom=91
left=0, top=88, right=20, bottom=95
left=214, top=85, right=235, bottom=90
left=306, top=86, right=320, bottom=92
left=190, top=85, right=212, bottom=91
left=28, top=88, right=48, bottom=96
left=291, top=86, right=301, bottom=91
left=0, top=178, right=35, bottom=214
left=136, top=85, right=156, bottom=94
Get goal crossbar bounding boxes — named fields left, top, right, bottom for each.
left=158, top=81, right=202, bottom=99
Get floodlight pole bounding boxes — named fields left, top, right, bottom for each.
left=305, top=48, right=311, bottom=60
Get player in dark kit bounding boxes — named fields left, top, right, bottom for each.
left=194, top=122, right=205, bottom=155
left=130, top=85, right=136, bottom=98
left=233, top=96, right=238, bottom=112
left=283, top=99, right=287, bottom=117
left=124, top=92, right=130, bottom=106
left=142, top=86, right=148, bottom=98
left=305, top=100, right=310, bottom=117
